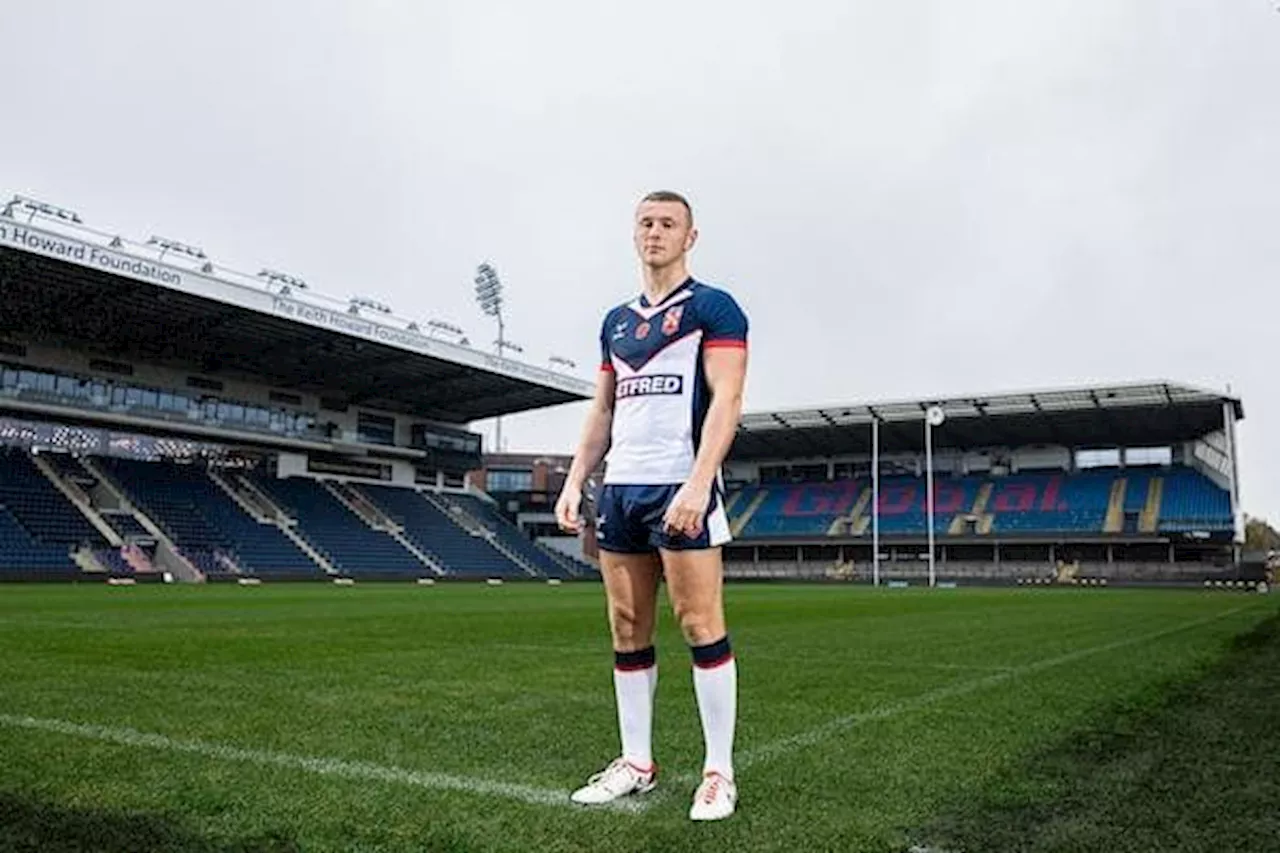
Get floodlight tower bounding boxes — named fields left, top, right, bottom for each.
left=474, top=262, right=507, bottom=450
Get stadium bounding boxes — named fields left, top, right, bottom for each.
left=2, top=200, right=1277, bottom=852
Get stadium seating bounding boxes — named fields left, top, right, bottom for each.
left=0, top=449, right=105, bottom=576
left=103, top=512, right=151, bottom=539
left=727, top=467, right=1233, bottom=539
left=99, top=457, right=323, bottom=578
left=0, top=448, right=573, bottom=580
left=41, top=451, right=95, bottom=482
left=91, top=547, right=134, bottom=576
left=442, top=493, right=580, bottom=578
left=0, top=505, right=78, bottom=575
left=0, top=450, right=107, bottom=549
left=249, top=476, right=427, bottom=578
left=1157, top=468, right=1234, bottom=533
left=361, top=485, right=528, bottom=577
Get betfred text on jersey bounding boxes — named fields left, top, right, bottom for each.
left=615, top=375, right=684, bottom=399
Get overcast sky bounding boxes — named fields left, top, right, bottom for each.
left=2, top=1, right=1278, bottom=521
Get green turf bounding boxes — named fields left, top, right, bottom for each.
left=0, top=583, right=1274, bottom=852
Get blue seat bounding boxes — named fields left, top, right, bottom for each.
left=99, top=458, right=323, bottom=578
left=250, top=476, right=427, bottom=578
left=362, top=486, right=527, bottom=577
left=727, top=467, right=1233, bottom=539
left=445, top=494, right=580, bottom=578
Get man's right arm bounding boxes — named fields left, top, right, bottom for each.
left=556, top=366, right=615, bottom=532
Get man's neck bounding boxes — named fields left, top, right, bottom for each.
left=642, top=262, right=690, bottom=305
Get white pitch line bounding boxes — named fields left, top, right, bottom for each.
left=677, top=604, right=1257, bottom=783
left=0, top=713, right=646, bottom=814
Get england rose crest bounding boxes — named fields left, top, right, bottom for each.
left=662, top=305, right=684, bottom=336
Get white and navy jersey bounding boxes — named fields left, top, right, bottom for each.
left=600, top=278, right=748, bottom=485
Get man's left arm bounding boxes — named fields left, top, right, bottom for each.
left=663, top=345, right=748, bottom=537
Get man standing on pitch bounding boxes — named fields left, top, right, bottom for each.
left=556, top=190, right=749, bottom=821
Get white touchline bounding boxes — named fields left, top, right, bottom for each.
left=1, top=606, right=1260, bottom=813
left=674, top=604, right=1258, bottom=784
left=0, top=714, right=648, bottom=814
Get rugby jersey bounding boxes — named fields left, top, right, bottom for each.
left=599, top=278, right=748, bottom=485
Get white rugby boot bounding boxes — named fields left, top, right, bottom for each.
left=688, top=771, right=737, bottom=821
left=570, top=757, right=657, bottom=805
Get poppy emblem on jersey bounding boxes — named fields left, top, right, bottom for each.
left=635, top=321, right=651, bottom=339
left=662, top=305, right=683, bottom=336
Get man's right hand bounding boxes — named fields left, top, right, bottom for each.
left=555, top=482, right=584, bottom=533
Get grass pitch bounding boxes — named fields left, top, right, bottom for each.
left=0, top=582, right=1275, bottom=852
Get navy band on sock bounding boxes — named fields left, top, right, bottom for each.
left=690, top=636, right=733, bottom=669
left=615, top=645, right=656, bottom=671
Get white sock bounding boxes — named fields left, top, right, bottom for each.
left=613, top=648, right=657, bottom=770
left=692, top=638, right=737, bottom=779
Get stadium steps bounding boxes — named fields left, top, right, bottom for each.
left=975, top=483, right=995, bottom=535
left=1139, top=476, right=1164, bottom=534
left=79, top=457, right=207, bottom=583
left=1104, top=478, right=1128, bottom=533
left=340, top=484, right=447, bottom=576
left=359, top=485, right=523, bottom=577
left=73, top=548, right=108, bottom=574
left=229, top=474, right=340, bottom=576
left=325, top=482, right=447, bottom=575
left=443, top=493, right=584, bottom=578
left=100, top=460, right=324, bottom=580
left=723, top=490, right=743, bottom=515
left=251, top=476, right=433, bottom=578
left=422, top=492, right=540, bottom=578
left=949, top=482, right=995, bottom=535
left=972, top=482, right=994, bottom=515
left=324, top=481, right=398, bottom=531
left=730, top=489, right=769, bottom=537
left=101, top=510, right=155, bottom=542
left=28, top=453, right=124, bottom=548
left=536, top=535, right=599, bottom=575
left=0, top=451, right=111, bottom=550
left=828, top=486, right=872, bottom=536
left=121, top=542, right=156, bottom=574
left=209, top=470, right=278, bottom=523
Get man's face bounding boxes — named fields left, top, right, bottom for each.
left=634, top=200, right=696, bottom=268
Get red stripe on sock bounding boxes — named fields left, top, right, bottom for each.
left=614, top=662, right=656, bottom=673
left=693, top=652, right=734, bottom=670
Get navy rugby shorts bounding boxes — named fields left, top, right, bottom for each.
left=595, top=483, right=732, bottom=553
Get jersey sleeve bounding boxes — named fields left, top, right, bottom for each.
left=599, top=312, right=615, bottom=372
left=700, top=289, right=748, bottom=349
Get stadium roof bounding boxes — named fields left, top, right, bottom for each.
left=732, top=382, right=1244, bottom=460
left=0, top=209, right=592, bottom=423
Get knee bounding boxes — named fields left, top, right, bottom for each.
left=673, top=603, right=723, bottom=647
left=609, top=600, right=653, bottom=650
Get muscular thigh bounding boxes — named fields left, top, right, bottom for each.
left=660, top=547, right=726, bottom=645
left=599, top=551, right=663, bottom=651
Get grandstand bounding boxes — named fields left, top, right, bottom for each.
left=718, top=383, right=1245, bottom=585
left=0, top=199, right=1252, bottom=589
left=0, top=197, right=595, bottom=582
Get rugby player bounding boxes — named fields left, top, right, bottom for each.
left=555, top=190, right=749, bottom=821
